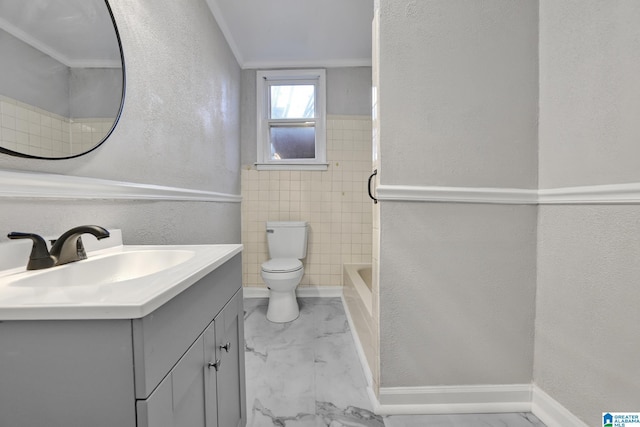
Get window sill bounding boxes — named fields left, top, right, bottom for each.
left=255, top=163, right=329, bottom=171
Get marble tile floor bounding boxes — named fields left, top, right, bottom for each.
left=243, top=297, right=546, bottom=427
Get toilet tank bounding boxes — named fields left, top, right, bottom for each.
left=266, top=221, right=308, bottom=259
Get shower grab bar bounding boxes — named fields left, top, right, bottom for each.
left=368, top=169, right=378, bottom=204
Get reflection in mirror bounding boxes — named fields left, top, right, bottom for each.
left=0, top=0, right=124, bottom=159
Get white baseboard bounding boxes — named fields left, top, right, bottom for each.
left=375, top=384, right=532, bottom=415
left=531, top=386, right=589, bottom=427
left=242, top=285, right=343, bottom=298
left=372, top=384, right=588, bottom=424
left=242, top=286, right=269, bottom=298
left=297, top=285, right=343, bottom=297
left=340, top=295, right=375, bottom=389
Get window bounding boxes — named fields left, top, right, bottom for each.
left=256, top=69, right=327, bottom=170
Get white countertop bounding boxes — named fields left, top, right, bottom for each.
left=0, top=231, right=242, bottom=320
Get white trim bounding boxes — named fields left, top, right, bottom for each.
left=341, top=293, right=381, bottom=419
left=243, top=58, right=372, bottom=70
left=297, top=285, right=343, bottom=298
left=9, top=172, right=639, bottom=205
left=242, top=286, right=269, bottom=298
left=0, top=169, right=241, bottom=202
left=538, top=182, right=640, bottom=205
left=340, top=294, right=375, bottom=388
left=375, top=183, right=640, bottom=205
left=375, top=384, right=532, bottom=415
left=256, top=69, right=327, bottom=169
left=255, top=163, right=329, bottom=171
left=242, top=285, right=343, bottom=298
left=531, top=386, right=589, bottom=427
left=376, top=185, right=538, bottom=205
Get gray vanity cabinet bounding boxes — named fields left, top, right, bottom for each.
left=210, top=290, right=245, bottom=427
left=0, top=254, right=246, bottom=427
left=137, top=290, right=246, bottom=427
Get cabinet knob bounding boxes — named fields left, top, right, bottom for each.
left=220, top=342, right=231, bottom=352
left=208, top=359, right=221, bottom=371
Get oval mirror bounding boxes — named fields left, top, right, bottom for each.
left=0, top=0, right=124, bottom=159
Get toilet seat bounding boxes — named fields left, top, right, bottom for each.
left=261, top=258, right=303, bottom=273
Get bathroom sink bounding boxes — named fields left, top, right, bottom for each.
left=0, top=233, right=243, bottom=320
left=8, top=249, right=195, bottom=288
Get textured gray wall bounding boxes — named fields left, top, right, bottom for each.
left=0, top=0, right=241, bottom=245
left=380, top=202, right=537, bottom=387
left=239, top=66, right=372, bottom=166
left=70, top=68, right=123, bottom=119
left=377, top=0, right=538, bottom=388
left=0, top=30, right=121, bottom=120
left=536, top=1, right=640, bottom=425
left=240, top=69, right=257, bottom=167
left=538, top=0, right=640, bottom=189
left=378, top=0, right=538, bottom=189
left=536, top=206, right=640, bottom=425
left=326, top=67, right=372, bottom=116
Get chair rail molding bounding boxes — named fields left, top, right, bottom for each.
left=375, top=185, right=537, bottom=204
left=375, top=183, right=640, bottom=205
left=537, top=182, right=640, bottom=204
left=0, top=169, right=241, bottom=202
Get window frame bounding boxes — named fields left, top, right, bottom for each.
left=256, top=69, right=327, bottom=171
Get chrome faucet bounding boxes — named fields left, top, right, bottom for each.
left=7, top=225, right=110, bottom=270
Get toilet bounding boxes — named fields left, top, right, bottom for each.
left=261, top=221, right=308, bottom=323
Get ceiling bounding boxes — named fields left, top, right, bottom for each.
left=0, top=0, right=372, bottom=70
left=205, top=0, right=374, bottom=69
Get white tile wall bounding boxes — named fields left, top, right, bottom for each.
left=242, top=115, right=373, bottom=289
left=0, top=95, right=114, bottom=157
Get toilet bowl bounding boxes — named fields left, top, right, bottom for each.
left=261, top=259, right=304, bottom=322
left=260, top=221, right=308, bottom=323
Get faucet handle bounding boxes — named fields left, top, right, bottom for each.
left=7, top=232, right=56, bottom=270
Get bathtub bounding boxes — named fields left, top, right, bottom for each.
left=343, top=263, right=375, bottom=376
left=343, top=264, right=372, bottom=316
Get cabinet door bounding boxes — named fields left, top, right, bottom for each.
left=136, top=374, right=173, bottom=427
left=214, top=290, right=246, bottom=427
left=172, top=335, right=207, bottom=427
left=138, top=335, right=206, bottom=427
left=204, top=320, right=219, bottom=427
